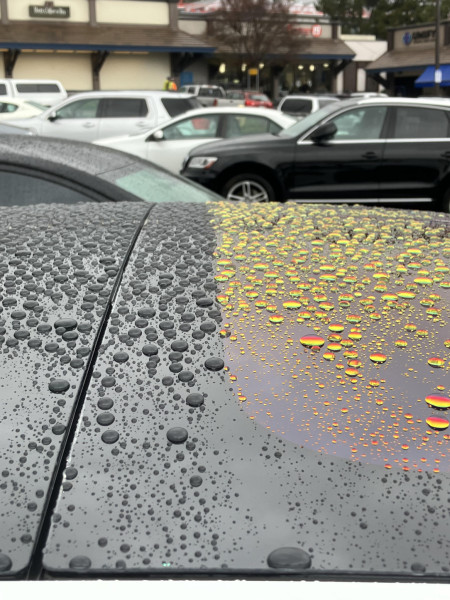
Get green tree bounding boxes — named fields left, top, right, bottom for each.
left=368, top=0, right=450, bottom=38
left=316, top=0, right=450, bottom=38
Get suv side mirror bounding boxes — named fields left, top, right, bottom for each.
left=47, top=111, right=59, bottom=122
left=309, top=122, right=337, bottom=144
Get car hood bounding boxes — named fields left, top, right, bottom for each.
left=95, top=131, right=150, bottom=146
left=0, top=201, right=449, bottom=580
left=5, top=115, right=44, bottom=128
left=188, top=132, right=282, bottom=156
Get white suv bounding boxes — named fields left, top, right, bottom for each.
left=8, top=90, right=200, bottom=142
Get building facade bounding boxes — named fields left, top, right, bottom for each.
left=178, top=0, right=355, bottom=97
left=366, top=21, right=450, bottom=97
left=0, top=0, right=214, bottom=91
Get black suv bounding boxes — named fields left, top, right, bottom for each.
left=181, top=97, right=450, bottom=211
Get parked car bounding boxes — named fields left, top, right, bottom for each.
left=350, top=92, right=389, bottom=98
left=0, top=122, right=34, bottom=135
left=0, top=193, right=448, bottom=581
left=181, top=97, right=450, bottom=211
left=7, top=91, right=201, bottom=143
left=225, top=89, right=274, bottom=108
left=0, top=135, right=218, bottom=206
left=0, top=96, right=46, bottom=121
left=95, top=107, right=296, bottom=173
left=277, top=94, right=339, bottom=117
left=178, top=84, right=227, bottom=106
left=0, top=78, right=67, bottom=106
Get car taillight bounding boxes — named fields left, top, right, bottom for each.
left=266, top=102, right=273, bottom=108
left=245, top=99, right=256, bottom=106
left=213, top=99, right=218, bottom=106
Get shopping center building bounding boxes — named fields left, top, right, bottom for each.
left=0, top=0, right=386, bottom=95
left=366, top=21, right=450, bottom=96
left=0, top=0, right=214, bottom=91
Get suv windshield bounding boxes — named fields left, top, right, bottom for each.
left=279, top=101, right=349, bottom=138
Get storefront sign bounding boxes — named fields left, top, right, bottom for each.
left=403, top=29, right=435, bottom=45
left=29, top=2, right=70, bottom=18
left=288, top=24, right=322, bottom=37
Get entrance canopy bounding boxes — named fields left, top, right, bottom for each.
left=415, top=64, right=450, bottom=87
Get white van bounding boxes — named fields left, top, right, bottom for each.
left=0, top=79, right=67, bottom=106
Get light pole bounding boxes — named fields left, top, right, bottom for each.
left=435, top=0, right=441, bottom=95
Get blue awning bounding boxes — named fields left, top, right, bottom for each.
left=415, top=65, right=450, bottom=87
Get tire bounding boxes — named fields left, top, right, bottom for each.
left=441, top=190, right=450, bottom=213
left=222, top=173, right=276, bottom=202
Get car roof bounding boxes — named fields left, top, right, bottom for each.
left=353, top=96, right=450, bottom=107
left=0, top=201, right=448, bottom=580
left=62, top=90, right=197, bottom=100
left=0, top=135, right=144, bottom=176
left=281, top=95, right=338, bottom=100
left=162, top=106, right=293, bottom=120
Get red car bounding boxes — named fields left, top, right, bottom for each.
left=224, top=89, right=273, bottom=108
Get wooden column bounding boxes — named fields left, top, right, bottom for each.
left=1, top=0, right=8, bottom=25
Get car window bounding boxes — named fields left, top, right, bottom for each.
left=26, top=100, right=47, bottom=110
left=392, top=106, right=450, bottom=138
left=0, top=102, right=18, bottom=113
left=102, top=98, right=148, bottom=118
left=0, top=171, right=98, bottom=205
left=318, top=98, right=337, bottom=108
left=161, top=97, right=200, bottom=117
left=279, top=102, right=351, bottom=138
left=15, top=83, right=60, bottom=93
left=198, top=88, right=223, bottom=98
left=228, top=114, right=277, bottom=136
left=0, top=84, right=6, bottom=95
left=247, top=93, right=269, bottom=101
left=327, top=105, right=388, bottom=140
left=227, top=91, right=244, bottom=100
left=104, top=165, right=216, bottom=203
left=55, top=98, right=101, bottom=119
left=163, top=114, right=220, bottom=139
left=281, top=98, right=313, bottom=114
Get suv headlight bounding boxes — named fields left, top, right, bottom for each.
left=187, top=156, right=218, bottom=169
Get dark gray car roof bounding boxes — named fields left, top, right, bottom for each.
left=0, top=201, right=448, bottom=581
left=0, top=135, right=138, bottom=176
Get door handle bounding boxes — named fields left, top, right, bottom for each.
left=82, top=122, right=95, bottom=128
left=362, top=151, right=378, bottom=159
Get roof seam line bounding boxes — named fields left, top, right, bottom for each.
left=26, top=203, right=154, bottom=581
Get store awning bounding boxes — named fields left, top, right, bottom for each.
left=367, top=46, right=450, bottom=73
left=415, top=64, right=450, bottom=87
left=0, top=22, right=216, bottom=54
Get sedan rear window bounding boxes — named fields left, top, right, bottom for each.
left=102, top=98, right=148, bottom=118
left=248, top=93, right=270, bottom=101
left=161, top=98, right=201, bottom=117
left=198, top=88, right=223, bottom=98
left=100, top=164, right=217, bottom=203
left=281, top=98, right=313, bottom=114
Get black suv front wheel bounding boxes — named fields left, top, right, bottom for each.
left=222, top=173, right=275, bottom=202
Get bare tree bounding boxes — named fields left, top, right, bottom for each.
left=208, top=0, right=306, bottom=69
